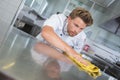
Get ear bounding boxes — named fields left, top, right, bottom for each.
left=67, top=16, right=71, bottom=22
left=67, top=16, right=71, bottom=20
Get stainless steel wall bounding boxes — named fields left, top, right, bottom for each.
left=0, top=0, right=25, bottom=47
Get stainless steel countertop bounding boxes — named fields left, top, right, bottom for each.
left=0, top=27, right=111, bottom=80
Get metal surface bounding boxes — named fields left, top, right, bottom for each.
left=0, top=27, right=112, bottom=80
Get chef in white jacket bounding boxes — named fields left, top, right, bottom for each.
left=32, top=7, right=93, bottom=70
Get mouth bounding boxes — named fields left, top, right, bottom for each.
left=69, top=32, right=76, bottom=36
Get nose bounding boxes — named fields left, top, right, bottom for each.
left=75, top=29, right=81, bottom=34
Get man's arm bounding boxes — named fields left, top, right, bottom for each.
left=34, top=42, right=72, bottom=64
left=41, top=26, right=88, bottom=65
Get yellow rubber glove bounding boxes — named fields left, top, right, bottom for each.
left=63, top=52, right=101, bottom=79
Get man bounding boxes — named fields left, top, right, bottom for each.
left=34, top=7, right=93, bottom=65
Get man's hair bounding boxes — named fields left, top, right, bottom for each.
left=69, top=7, right=93, bottom=26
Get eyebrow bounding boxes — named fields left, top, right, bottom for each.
left=74, top=23, right=79, bottom=27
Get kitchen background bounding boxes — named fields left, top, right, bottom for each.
left=1, top=0, right=120, bottom=58
left=0, top=0, right=120, bottom=80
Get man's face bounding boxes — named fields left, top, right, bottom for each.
left=67, top=17, right=87, bottom=37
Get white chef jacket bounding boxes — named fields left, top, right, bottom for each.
left=36, top=13, right=86, bottom=53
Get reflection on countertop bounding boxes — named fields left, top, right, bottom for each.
left=0, top=27, right=115, bottom=80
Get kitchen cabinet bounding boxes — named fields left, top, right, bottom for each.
left=99, top=19, right=119, bottom=33
left=116, top=26, right=120, bottom=36
left=14, top=6, right=46, bottom=37
left=99, top=16, right=120, bottom=37
left=115, top=16, right=120, bottom=36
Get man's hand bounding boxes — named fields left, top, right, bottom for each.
left=73, top=54, right=88, bottom=66
left=63, top=51, right=88, bottom=66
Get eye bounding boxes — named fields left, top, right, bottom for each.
left=80, top=28, right=83, bottom=30
left=74, top=23, right=79, bottom=28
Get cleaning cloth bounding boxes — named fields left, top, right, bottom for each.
left=63, top=52, right=101, bottom=79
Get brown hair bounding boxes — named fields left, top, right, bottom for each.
left=69, top=7, right=93, bottom=26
